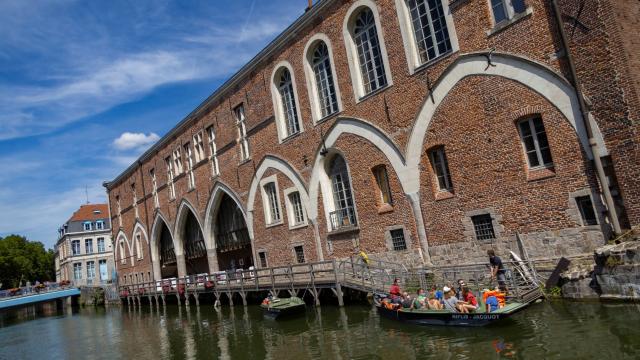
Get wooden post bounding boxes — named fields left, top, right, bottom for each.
left=240, top=292, right=247, bottom=306
left=227, top=292, right=234, bottom=307
left=336, top=283, right=344, bottom=307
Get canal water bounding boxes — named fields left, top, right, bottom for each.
left=0, top=301, right=638, bottom=359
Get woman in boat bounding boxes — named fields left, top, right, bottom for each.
left=410, top=289, right=427, bottom=310
left=460, top=287, right=478, bottom=312
left=443, top=287, right=468, bottom=313
left=389, top=278, right=402, bottom=304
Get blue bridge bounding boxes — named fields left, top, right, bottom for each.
left=0, top=288, right=80, bottom=310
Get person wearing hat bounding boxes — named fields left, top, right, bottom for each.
left=443, top=286, right=467, bottom=313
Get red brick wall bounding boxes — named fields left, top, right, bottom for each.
left=107, top=0, right=639, bottom=280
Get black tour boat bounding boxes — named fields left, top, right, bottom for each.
left=261, top=296, right=306, bottom=319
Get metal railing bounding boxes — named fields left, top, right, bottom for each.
left=329, top=207, right=357, bottom=231
left=0, top=282, right=75, bottom=300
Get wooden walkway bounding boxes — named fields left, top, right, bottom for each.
left=120, top=256, right=543, bottom=308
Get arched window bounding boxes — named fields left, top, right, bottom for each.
left=119, top=239, right=126, bottom=264
left=312, top=42, right=338, bottom=118
left=328, top=155, right=357, bottom=230
left=352, top=8, right=387, bottom=95
left=277, top=68, right=301, bottom=138
left=135, top=233, right=143, bottom=260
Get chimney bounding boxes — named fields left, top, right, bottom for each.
left=306, top=0, right=313, bottom=12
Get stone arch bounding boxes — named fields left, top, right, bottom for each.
left=404, top=52, right=608, bottom=194
left=174, top=199, right=208, bottom=275
left=150, top=211, right=176, bottom=281
left=114, top=230, right=131, bottom=267
left=204, top=181, right=253, bottom=271
left=131, top=221, right=148, bottom=261
left=308, top=117, right=408, bottom=220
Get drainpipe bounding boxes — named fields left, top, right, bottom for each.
left=550, top=0, right=621, bottom=235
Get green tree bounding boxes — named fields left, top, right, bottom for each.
left=0, top=235, right=55, bottom=289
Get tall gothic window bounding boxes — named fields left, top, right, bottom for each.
left=353, top=8, right=387, bottom=95
left=278, top=69, right=301, bottom=137
left=312, top=42, right=338, bottom=118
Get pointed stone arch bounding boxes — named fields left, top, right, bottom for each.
left=204, top=180, right=254, bottom=271
left=174, top=199, right=208, bottom=276
left=150, top=210, right=176, bottom=281
left=404, top=51, right=608, bottom=194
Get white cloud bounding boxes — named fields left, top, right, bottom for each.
left=113, top=132, right=160, bottom=151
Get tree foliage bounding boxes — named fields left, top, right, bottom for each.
left=0, top=235, right=55, bottom=289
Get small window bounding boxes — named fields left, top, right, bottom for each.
left=518, top=116, right=553, bottom=169
left=150, top=168, right=160, bottom=208
left=576, top=196, right=598, bottom=226
left=429, top=147, right=453, bottom=191
left=207, top=126, right=220, bottom=176
left=258, top=251, right=268, bottom=268
left=165, top=157, right=175, bottom=200
left=173, top=148, right=183, bottom=175
left=294, top=245, right=305, bottom=264
left=73, top=263, right=82, bottom=280
left=372, top=165, right=393, bottom=205
left=97, top=238, right=105, bottom=253
left=390, top=229, right=407, bottom=251
left=184, top=142, right=195, bottom=190
left=235, top=104, right=250, bottom=161
left=85, top=239, right=93, bottom=254
left=84, top=222, right=92, bottom=231
left=119, top=240, right=127, bottom=264
left=86, top=261, right=95, bottom=280
left=288, top=191, right=306, bottom=226
left=264, top=182, right=281, bottom=224
left=472, top=214, right=496, bottom=241
left=490, top=0, right=527, bottom=24
left=193, top=131, right=205, bottom=163
left=135, top=233, right=143, bottom=260
left=95, top=220, right=104, bottom=230
left=71, top=240, right=81, bottom=255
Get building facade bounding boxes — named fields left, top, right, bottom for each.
left=54, top=204, right=115, bottom=286
left=105, top=0, right=639, bottom=285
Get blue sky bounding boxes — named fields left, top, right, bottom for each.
left=0, top=0, right=305, bottom=248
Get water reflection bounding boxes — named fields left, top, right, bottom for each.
left=1, top=301, right=639, bottom=359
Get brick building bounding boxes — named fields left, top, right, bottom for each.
left=104, top=0, right=639, bottom=285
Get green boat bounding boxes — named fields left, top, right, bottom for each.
left=261, top=296, right=306, bottom=319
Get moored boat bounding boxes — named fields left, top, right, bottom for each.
left=261, top=296, right=306, bottom=319
left=375, top=299, right=530, bottom=327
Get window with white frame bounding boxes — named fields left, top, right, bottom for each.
left=95, top=220, right=104, bottom=230
left=404, top=0, right=452, bottom=65
left=328, top=154, right=357, bottom=230
left=235, top=104, right=250, bottom=161
left=99, top=259, right=108, bottom=280
left=184, top=142, right=195, bottom=190
left=277, top=68, right=301, bottom=137
left=193, top=131, right=205, bottom=163
left=116, top=195, right=122, bottom=228
left=286, top=190, right=306, bottom=226
left=351, top=7, right=388, bottom=95
left=131, top=183, right=139, bottom=218
left=311, top=41, right=339, bottom=118
left=72, top=240, right=81, bottom=255
left=86, top=261, right=95, bottom=280
left=165, top=157, right=175, bottom=200
left=119, top=240, right=126, bottom=264
left=429, top=146, right=453, bottom=191
left=263, top=182, right=282, bottom=225
left=135, top=233, right=143, bottom=260
left=150, top=168, right=160, bottom=208
left=73, top=263, right=82, bottom=280
left=85, top=239, right=93, bottom=254
left=206, top=126, right=220, bottom=176
left=490, top=0, right=527, bottom=25
left=172, top=148, right=183, bottom=176
left=518, top=116, right=553, bottom=169
left=97, top=237, right=105, bottom=253
left=83, top=222, right=92, bottom=231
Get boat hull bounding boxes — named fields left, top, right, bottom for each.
left=376, top=305, right=523, bottom=327
left=263, top=303, right=306, bottom=319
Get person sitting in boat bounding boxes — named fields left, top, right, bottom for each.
left=430, top=285, right=444, bottom=304
left=443, top=287, right=468, bottom=313
left=456, top=279, right=467, bottom=300
left=410, top=289, right=427, bottom=310
left=426, top=288, right=443, bottom=310
left=461, top=287, right=478, bottom=312
left=389, top=278, right=402, bottom=304
left=401, top=292, right=413, bottom=309
left=485, top=293, right=499, bottom=312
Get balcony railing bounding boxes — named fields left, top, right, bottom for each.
left=329, top=206, right=357, bottom=231
left=216, top=229, right=251, bottom=253
left=185, top=240, right=207, bottom=260
left=161, top=248, right=176, bottom=265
